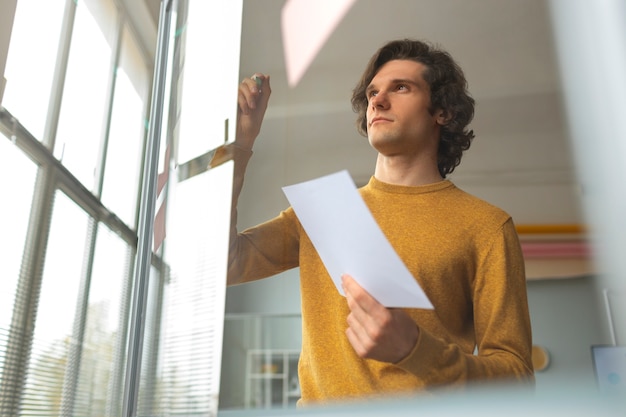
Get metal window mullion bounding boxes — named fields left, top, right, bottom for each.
left=103, top=10, right=158, bottom=413
left=94, top=12, right=124, bottom=198
left=42, top=0, right=77, bottom=150
left=122, top=1, right=175, bottom=416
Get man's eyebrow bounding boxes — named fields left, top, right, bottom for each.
left=391, top=78, right=421, bottom=87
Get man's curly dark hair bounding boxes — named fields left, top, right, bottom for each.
left=351, top=39, right=475, bottom=178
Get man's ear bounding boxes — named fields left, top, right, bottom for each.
left=435, top=109, right=449, bottom=126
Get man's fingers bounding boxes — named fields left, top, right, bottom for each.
left=345, top=326, right=367, bottom=358
left=343, top=275, right=383, bottom=351
left=342, top=274, right=382, bottom=316
left=238, top=74, right=270, bottom=116
left=239, top=78, right=258, bottom=111
left=237, top=88, right=251, bottom=115
left=342, top=274, right=419, bottom=362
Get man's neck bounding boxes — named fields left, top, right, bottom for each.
left=373, top=153, right=443, bottom=186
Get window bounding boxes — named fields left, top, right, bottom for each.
left=53, top=0, right=116, bottom=190
left=2, top=1, right=64, bottom=141
left=1, top=0, right=243, bottom=415
left=0, top=135, right=37, bottom=383
left=0, top=0, right=150, bottom=414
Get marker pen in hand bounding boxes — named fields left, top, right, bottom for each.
left=252, top=74, right=263, bottom=93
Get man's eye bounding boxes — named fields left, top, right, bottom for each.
left=397, top=84, right=407, bottom=91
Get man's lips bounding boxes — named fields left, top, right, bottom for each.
left=370, top=117, right=392, bottom=126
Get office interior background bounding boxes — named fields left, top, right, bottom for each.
left=1, top=0, right=625, bottom=416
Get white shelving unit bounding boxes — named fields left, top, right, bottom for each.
left=245, top=349, right=300, bottom=409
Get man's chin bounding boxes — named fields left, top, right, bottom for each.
left=368, top=132, right=397, bottom=148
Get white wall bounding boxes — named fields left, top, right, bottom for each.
left=527, top=276, right=610, bottom=391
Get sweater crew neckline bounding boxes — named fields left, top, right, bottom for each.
left=366, top=176, right=455, bottom=195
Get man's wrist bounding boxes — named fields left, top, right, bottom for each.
left=394, top=324, right=420, bottom=364
left=232, top=141, right=254, bottom=152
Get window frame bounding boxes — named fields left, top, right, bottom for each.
left=0, top=0, right=156, bottom=414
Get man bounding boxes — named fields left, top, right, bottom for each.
left=218, top=39, right=534, bottom=405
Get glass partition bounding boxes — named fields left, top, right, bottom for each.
left=130, top=1, right=243, bottom=415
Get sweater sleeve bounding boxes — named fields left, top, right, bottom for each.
left=396, top=218, right=535, bottom=388
left=211, top=143, right=300, bottom=285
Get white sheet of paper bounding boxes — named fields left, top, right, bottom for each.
left=282, top=170, right=433, bottom=309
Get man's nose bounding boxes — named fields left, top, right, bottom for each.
left=371, top=91, right=389, bottom=109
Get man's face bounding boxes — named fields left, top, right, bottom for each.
left=365, top=59, right=443, bottom=157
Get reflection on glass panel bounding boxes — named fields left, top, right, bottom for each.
left=21, top=191, right=89, bottom=414
left=0, top=136, right=37, bottom=378
left=73, top=222, right=132, bottom=415
left=142, top=162, right=233, bottom=416
left=100, top=23, right=149, bottom=227
left=175, top=0, right=242, bottom=163
left=54, top=1, right=115, bottom=189
left=3, top=1, right=64, bottom=140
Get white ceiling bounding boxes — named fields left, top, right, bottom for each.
left=142, top=0, right=583, bottom=229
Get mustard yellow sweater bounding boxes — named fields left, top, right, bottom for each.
left=223, top=145, right=534, bottom=405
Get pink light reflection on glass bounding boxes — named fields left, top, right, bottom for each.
left=281, top=0, right=357, bottom=87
